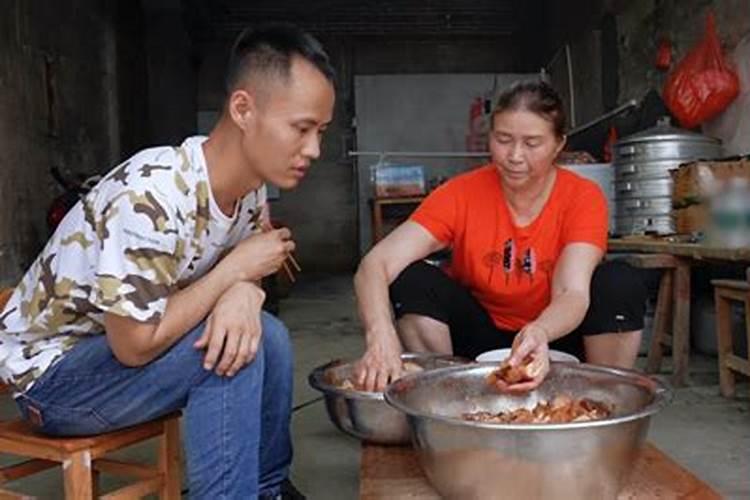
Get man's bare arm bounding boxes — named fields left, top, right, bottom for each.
left=105, top=228, right=293, bottom=366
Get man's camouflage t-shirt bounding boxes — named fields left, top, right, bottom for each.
left=0, top=136, right=266, bottom=393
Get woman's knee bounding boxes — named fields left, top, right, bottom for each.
left=592, top=261, right=647, bottom=299
left=389, top=261, right=441, bottom=299
left=584, top=330, right=641, bottom=368
left=585, top=260, right=647, bottom=333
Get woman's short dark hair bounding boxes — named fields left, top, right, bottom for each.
left=492, top=81, right=566, bottom=138
left=225, top=23, right=335, bottom=93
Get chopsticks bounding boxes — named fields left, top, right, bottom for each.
left=283, top=251, right=302, bottom=283
left=262, top=223, right=301, bottom=283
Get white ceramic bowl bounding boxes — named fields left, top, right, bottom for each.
left=475, top=348, right=580, bottom=364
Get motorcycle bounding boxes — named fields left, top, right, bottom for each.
left=47, top=166, right=101, bottom=231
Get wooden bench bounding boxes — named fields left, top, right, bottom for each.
left=360, top=443, right=720, bottom=499
left=608, top=238, right=750, bottom=386
left=712, top=268, right=750, bottom=399
left=0, top=288, right=182, bottom=498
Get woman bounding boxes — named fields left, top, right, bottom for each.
left=353, top=81, right=646, bottom=392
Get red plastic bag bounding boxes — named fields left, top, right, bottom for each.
left=663, top=13, right=739, bottom=128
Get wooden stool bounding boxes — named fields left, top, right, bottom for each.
left=0, top=413, right=182, bottom=499
left=712, top=271, right=750, bottom=398
left=0, top=288, right=182, bottom=498
left=619, top=253, right=693, bottom=386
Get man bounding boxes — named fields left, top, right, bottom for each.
left=0, top=24, right=335, bottom=499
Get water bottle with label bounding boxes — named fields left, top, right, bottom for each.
left=708, top=177, right=750, bottom=248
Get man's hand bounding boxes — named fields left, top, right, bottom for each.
left=221, top=228, right=295, bottom=282
left=495, top=323, right=551, bottom=393
left=194, top=281, right=266, bottom=377
left=353, top=327, right=404, bottom=392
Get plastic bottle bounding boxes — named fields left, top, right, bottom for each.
left=708, top=177, right=750, bottom=248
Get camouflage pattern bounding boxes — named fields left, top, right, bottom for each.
left=0, top=136, right=267, bottom=393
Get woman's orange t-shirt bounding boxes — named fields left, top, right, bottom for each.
left=410, top=165, right=608, bottom=331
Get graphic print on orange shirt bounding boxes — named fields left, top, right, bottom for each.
left=484, top=239, right=552, bottom=286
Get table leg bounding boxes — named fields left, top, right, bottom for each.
left=646, top=268, right=673, bottom=373
left=671, top=260, right=691, bottom=386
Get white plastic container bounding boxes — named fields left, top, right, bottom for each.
left=559, top=163, right=615, bottom=232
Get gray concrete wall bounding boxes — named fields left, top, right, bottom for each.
left=114, top=1, right=150, bottom=159
left=546, top=30, right=604, bottom=130
left=0, top=1, right=194, bottom=284
left=540, top=0, right=607, bottom=65
left=351, top=36, right=522, bottom=74
left=0, top=0, right=122, bottom=283
left=142, top=0, right=197, bottom=146
left=541, top=0, right=750, bottom=156
left=353, top=73, right=536, bottom=254
left=616, top=0, right=750, bottom=103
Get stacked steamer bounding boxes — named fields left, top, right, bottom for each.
left=613, top=119, right=723, bottom=236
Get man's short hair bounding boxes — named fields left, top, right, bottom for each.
left=225, top=24, right=335, bottom=95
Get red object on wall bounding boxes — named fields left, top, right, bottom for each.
left=466, top=96, right=488, bottom=152
left=662, top=13, right=739, bottom=128
left=655, top=37, right=672, bottom=70
left=602, top=126, right=618, bottom=163
left=469, top=96, right=482, bottom=126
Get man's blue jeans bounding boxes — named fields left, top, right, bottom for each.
left=15, top=312, right=293, bottom=499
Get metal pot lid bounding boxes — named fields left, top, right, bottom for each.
left=616, top=119, right=721, bottom=147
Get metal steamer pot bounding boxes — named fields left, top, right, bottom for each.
left=613, top=120, right=722, bottom=236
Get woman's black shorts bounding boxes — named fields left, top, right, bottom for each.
left=389, top=260, right=647, bottom=361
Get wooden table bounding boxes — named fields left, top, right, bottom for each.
left=608, top=238, right=750, bottom=386
left=360, top=443, right=720, bottom=499
left=371, top=196, right=424, bottom=243
left=608, top=239, right=750, bottom=262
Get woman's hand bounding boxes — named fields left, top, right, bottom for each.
left=496, top=323, right=551, bottom=393
left=353, top=326, right=403, bottom=392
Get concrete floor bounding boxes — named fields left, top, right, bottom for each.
left=1, top=273, right=748, bottom=498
